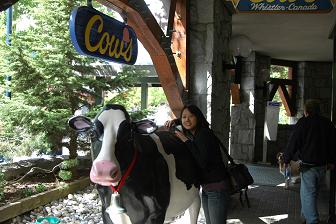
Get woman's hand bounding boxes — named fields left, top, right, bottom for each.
left=175, top=130, right=189, bottom=142
left=164, top=119, right=176, bottom=128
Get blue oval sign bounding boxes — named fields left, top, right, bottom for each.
left=69, top=6, right=138, bottom=65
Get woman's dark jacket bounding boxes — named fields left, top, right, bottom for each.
left=184, top=127, right=228, bottom=185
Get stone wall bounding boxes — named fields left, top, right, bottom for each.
left=230, top=104, right=255, bottom=161
left=297, top=62, right=332, bottom=119
left=230, top=53, right=270, bottom=162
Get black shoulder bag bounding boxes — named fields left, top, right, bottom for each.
left=216, top=137, right=254, bottom=208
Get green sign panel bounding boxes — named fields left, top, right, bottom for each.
left=232, top=0, right=334, bottom=13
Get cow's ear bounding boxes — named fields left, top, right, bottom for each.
left=68, top=115, right=93, bottom=132
left=133, top=119, right=158, bottom=134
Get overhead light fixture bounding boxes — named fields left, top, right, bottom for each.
left=224, top=35, right=253, bottom=84
left=229, top=35, right=253, bottom=58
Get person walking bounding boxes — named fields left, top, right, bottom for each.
left=284, top=99, right=335, bottom=224
left=165, top=104, right=231, bottom=224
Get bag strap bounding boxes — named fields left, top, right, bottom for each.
left=214, top=134, right=236, bottom=165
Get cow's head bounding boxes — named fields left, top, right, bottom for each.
left=68, top=104, right=157, bottom=186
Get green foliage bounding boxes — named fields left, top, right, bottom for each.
left=34, top=183, right=47, bottom=193
left=0, top=172, right=5, bottom=201
left=0, top=0, right=141, bottom=158
left=270, top=65, right=289, bottom=79
left=58, top=158, right=78, bottom=181
left=148, top=88, right=167, bottom=107
left=22, top=187, right=34, bottom=197
left=58, top=170, right=72, bottom=181
left=60, top=158, right=79, bottom=170
left=0, top=125, right=50, bottom=159
left=130, top=109, right=154, bottom=121
left=109, top=88, right=141, bottom=110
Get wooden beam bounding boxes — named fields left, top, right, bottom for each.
left=268, top=83, right=278, bottom=101
left=270, top=61, right=298, bottom=117
left=97, top=0, right=185, bottom=116
left=271, top=59, right=297, bottom=68
left=171, top=0, right=187, bottom=88
left=167, top=0, right=177, bottom=38
left=268, top=78, right=294, bottom=86
left=231, top=83, right=240, bottom=104
left=268, top=78, right=296, bottom=116
left=278, top=84, right=295, bottom=116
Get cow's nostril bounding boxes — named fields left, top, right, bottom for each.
left=111, top=170, right=118, bottom=179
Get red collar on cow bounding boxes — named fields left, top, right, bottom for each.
left=110, top=144, right=139, bottom=193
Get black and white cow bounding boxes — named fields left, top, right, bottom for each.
left=69, top=104, right=201, bottom=224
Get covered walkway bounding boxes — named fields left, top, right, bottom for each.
left=227, top=164, right=329, bottom=223
left=174, top=164, right=330, bottom=224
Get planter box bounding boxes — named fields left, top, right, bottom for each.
left=0, top=177, right=91, bottom=223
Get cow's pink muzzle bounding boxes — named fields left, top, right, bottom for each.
left=90, top=160, right=121, bottom=186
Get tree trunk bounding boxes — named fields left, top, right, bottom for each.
left=68, top=131, right=78, bottom=159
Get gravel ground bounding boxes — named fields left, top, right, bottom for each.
left=9, top=185, right=206, bottom=224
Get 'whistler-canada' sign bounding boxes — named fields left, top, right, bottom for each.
left=69, top=6, right=138, bottom=65
left=231, top=0, right=335, bottom=13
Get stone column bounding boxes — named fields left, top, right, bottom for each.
left=230, top=53, right=257, bottom=162
left=230, top=53, right=270, bottom=162
left=254, top=54, right=271, bottom=162
left=189, top=0, right=232, bottom=148
left=211, top=0, right=232, bottom=147
left=189, top=0, right=215, bottom=112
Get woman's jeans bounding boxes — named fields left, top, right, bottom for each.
left=300, top=166, right=326, bottom=224
left=201, top=189, right=230, bottom=224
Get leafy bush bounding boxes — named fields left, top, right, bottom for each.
left=58, top=158, right=79, bottom=181
left=22, top=187, right=34, bottom=197
left=60, top=158, right=79, bottom=170
left=130, top=109, right=155, bottom=121
left=35, top=184, right=47, bottom=193
left=0, top=125, right=50, bottom=160
left=58, top=170, right=72, bottom=181
left=0, top=172, right=5, bottom=201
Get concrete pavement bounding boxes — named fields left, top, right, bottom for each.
left=228, top=164, right=330, bottom=224
left=174, top=164, right=331, bottom=224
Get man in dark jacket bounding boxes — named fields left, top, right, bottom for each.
left=284, top=99, right=335, bottom=224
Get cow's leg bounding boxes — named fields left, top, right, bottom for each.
left=187, top=193, right=201, bottom=224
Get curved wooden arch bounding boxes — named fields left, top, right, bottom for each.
left=98, top=0, right=187, bottom=117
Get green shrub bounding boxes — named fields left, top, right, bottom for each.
left=130, top=109, right=154, bottom=121
left=22, top=187, right=34, bottom=197
left=0, top=172, right=5, bottom=201
left=0, top=140, right=16, bottom=161
left=0, top=130, right=50, bottom=160
left=60, top=158, right=79, bottom=170
left=35, top=184, right=47, bottom=193
left=58, top=170, right=72, bottom=181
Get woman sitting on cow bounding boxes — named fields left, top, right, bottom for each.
left=165, top=104, right=231, bottom=224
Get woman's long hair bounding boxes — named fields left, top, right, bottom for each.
left=180, top=104, right=209, bottom=133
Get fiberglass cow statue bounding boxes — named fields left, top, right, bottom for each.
left=68, top=104, right=201, bottom=224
